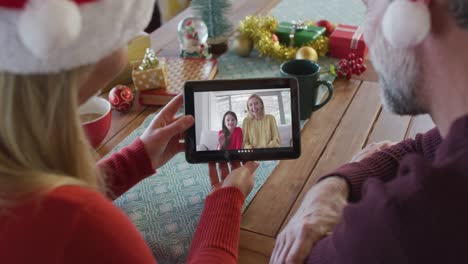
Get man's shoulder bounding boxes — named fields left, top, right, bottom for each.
left=341, top=154, right=468, bottom=262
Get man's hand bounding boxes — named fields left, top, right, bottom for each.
left=140, top=94, right=195, bottom=169
left=351, top=141, right=397, bottom=162
left=270, top=177, right=348, bottom=264
left=209, top=161, right=259, bottom=197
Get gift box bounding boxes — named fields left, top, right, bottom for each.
left=132, top=49, right=168, bottom=91
left=103, top=34, right=151, bottom=92
left=275, top=21, right=326, bottom=47
left=329, top=24, right=368, bottom=59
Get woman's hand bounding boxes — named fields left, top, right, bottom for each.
left=140, top=94, right=195, bottom=169
left=209, top=161, right=259, bottom=197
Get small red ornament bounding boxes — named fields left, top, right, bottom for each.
left=315, top=20, right=335, bottom=36
left=334, top=52, right=368, bottom=80
left=109, top=85, right=134, bottom=112
left=272, top=33, right=279, bottom=43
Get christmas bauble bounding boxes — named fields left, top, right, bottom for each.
left=316, top=20, right=335, bottom=36
left=272, top=34, right=279, bottom=43
left=177, top=17, right=209, bottom=47
left=232, top=35, right=253, bottom=57
left=109, top=85, right=134, bottom=112
left=296, top=47, right=318, bottom=62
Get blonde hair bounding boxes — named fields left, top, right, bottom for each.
left=0, top=67, right=106, bottom=210
left=246, top=94, right=265, bottom=118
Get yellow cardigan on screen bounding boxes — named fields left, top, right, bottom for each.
left=242, top=114, right=282, bottom=149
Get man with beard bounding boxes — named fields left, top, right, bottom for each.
left=270, top=0, right=468, bottom=263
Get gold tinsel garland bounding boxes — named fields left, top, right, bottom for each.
left=238, top=16, right=329, bottom=61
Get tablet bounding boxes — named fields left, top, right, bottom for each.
left=184, top=77, right=301, bottom=163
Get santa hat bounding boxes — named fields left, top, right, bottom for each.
left=382, top=0, right=431, bottom=48
left=0, top=0, right=155, bottom=74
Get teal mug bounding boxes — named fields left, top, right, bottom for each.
left=280, top=59, right=334, bottom=120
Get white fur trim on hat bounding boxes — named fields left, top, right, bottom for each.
left=382, top=0, right=431, bottom=48
left=0, top=0, right=155, bottom=74
left=18, top=0, right=82, bottom=59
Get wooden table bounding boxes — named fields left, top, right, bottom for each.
left=97, top=1, right=435, bottom=263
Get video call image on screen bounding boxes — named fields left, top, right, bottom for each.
left=194, top=88, right=292, bottom=152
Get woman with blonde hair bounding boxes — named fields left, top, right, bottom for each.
left=242, top=94, right=281, bottom=149
left=0, top=1, right=257, bottom=263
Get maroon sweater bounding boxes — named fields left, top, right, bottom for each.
left=308, top=115, right=468, bottom=263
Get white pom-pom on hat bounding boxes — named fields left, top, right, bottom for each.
left=382, top=0, right=431, bottom=48
left=18, top=0, right=82, bottom=59
left=0, top=0, right=155, bottom=74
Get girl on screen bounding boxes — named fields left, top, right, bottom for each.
left=218, top=111, right=243, bottom=150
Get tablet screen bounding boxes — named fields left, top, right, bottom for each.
left=194, top=88, right=293, bottom=152
left=184, top=78, right=300, bottom=163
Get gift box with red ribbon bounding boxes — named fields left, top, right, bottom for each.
left=329, top=24, right=368, bottom=59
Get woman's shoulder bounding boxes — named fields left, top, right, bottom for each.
left=26, top=186, right=154, bottom=262
left=265, top=114, right=276, bottom=121
left=5, top=185, right=119, bottom=232
left=44, top=185, right=137, bottom=232
left=44, top=185, right=113, bottom=212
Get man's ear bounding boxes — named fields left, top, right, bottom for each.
left=382, top=0, right=431, bottom=48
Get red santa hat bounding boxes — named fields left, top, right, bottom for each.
left=0, top=0, right=155, bottom=74
left=382, top=0, right=432, bottom=48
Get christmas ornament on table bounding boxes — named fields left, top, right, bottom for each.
left=315, top=20, right=336, bottom=37
left=132, top=48, right=168, bottom=91
left=191, top=0, right=233, bottom=55
left=329, top=24, right=368, bottom=59
left=178, top=17, right=211, bottom=59
left=109, top=85, right=135, bottom=112
left=327, top=52, right=368, bottom=80
left=275, top=21, right=326, bottom=47
left=296, top=46, right=318, bottom=62
left=232, top=34, right=254, bottom=57
left=103, top=34, right=151, bottom=93
left=237, top=16, right=329, bottom=61
left=271, top=34, right=279, bottom=43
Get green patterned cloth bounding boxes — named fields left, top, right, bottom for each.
left=114, top=0, right=365, bottom=263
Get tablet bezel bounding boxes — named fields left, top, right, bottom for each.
left=184, top=77, right=301, bottom=163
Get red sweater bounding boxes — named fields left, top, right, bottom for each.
left=308, top=116, right=468, bottom=263
left=0, top=139, right=244, bottom=263
left=218, top=127, right=243, bottom=150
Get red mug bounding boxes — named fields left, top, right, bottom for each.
left=79, top=97, right=112, bottom=148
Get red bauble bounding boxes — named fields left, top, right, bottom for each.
left=109, top=85, right=134, bottom=112
left=316, top=19, right=335, bottom=36
left=271, top=33, right=279, bottom=43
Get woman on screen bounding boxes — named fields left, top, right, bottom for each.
left=218, top=111, right=243, bottom=150
left=242, top=94, right=281, bottom=149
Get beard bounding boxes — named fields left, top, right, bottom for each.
left=363, top=17, right=428, bottom=115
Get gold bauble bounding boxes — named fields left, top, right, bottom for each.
left=296, top=46, right=318, bottom=62
left=232, top=35, right=254, bottom=57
